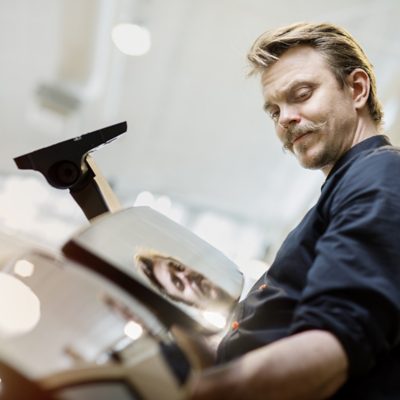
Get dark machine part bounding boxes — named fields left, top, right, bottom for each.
left=13, top=122, right=127, bottom=220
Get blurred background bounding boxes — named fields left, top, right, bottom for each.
left=1, top=0, right=399, bottom=283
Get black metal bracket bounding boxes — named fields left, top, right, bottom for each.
left=14, top=121, right=127, bottom=220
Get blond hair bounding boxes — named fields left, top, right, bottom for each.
left=247, top=22, right=383, bottom=127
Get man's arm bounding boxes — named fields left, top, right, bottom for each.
left=188, top=329, right=348, bottom=400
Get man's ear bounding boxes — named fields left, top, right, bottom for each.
left=346, top=68, right=370, bottom=110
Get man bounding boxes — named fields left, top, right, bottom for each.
left=135, top=250, right=234, bottom=310
left=189, top=22, right=400, bottom=399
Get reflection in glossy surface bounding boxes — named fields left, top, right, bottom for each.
left=0, top=248, right=169, bottom=379
left=0, top=273, right=40, bottom=336
left=123, top=321, right=143, bottom=341
left=13, top=259, right=35, bottom=277
left=135, top=251, right=234, bottom=311
left=201, top=311, right=226, bottom=329
left=57, top=381, right=137, bottom=400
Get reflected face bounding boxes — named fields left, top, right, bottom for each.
left=136, top=254, right=231, bottom=309
left=261, top=46, right=358, bottom=175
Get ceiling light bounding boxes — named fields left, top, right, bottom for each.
left=112, top=23, right=151, bottom=56
left=134, top=190, right=154, bottom=206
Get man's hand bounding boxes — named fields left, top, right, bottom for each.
left=187, top=330, right=348, bottom=400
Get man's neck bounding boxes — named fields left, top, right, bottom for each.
left=350, top=113, right=381, bottom=148
left=321, top=114, right=380, bottom=176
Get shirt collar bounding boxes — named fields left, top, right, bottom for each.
left=322, top=135, right=392, bottom=188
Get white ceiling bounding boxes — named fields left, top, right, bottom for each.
left=1, top=0, right=400, bottom=251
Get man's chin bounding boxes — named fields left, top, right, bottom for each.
left=295, top=152, right=327, bottom=170
left=293, top=142, right=322, bottom=167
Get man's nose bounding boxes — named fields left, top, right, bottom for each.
left=176, top=270, right=191, bottom=283
left=278, top=105, right=301, bottom=129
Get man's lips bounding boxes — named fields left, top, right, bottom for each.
left=292, top=131, right=312, bottom=144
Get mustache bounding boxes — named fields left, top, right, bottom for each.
left=283, top=120, right=327, bottom=150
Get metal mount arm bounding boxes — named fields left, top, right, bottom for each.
left=14, top=122, right=127, bottom=220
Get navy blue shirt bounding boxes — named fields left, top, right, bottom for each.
left=218, top=136, right=400, bottom=398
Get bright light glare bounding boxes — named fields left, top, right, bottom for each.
left=156, top=195, right=172, bottom=213
left=134, top=191, right=174, bottom=216
left=112, top=23, right=151, bottom=56
left=13, top=259, right=35, bottom=278
left=134, top=191, right=154, bottom=207
left=0, top=273, right=40, bottom=336
left=124, top=320, right=143, bottom=340
left=202, top=311, right=227, bottom=329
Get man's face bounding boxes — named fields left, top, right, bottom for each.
left=261, top=45, right=358, bottom=174
left=145, top=256, right=222, bottom=309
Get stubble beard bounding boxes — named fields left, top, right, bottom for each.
left=282, top=120, right=338, bottom=170
left=295, top=136, right=337, bottom=170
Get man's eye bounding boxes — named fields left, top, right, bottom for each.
left=172, top=275, right=184, bottom=291
left=296, top=88, right=312, bottom=101
left=269, top=110, right=280, bottom=122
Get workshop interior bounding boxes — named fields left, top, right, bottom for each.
left=1, top=0, right=400, bottom=399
